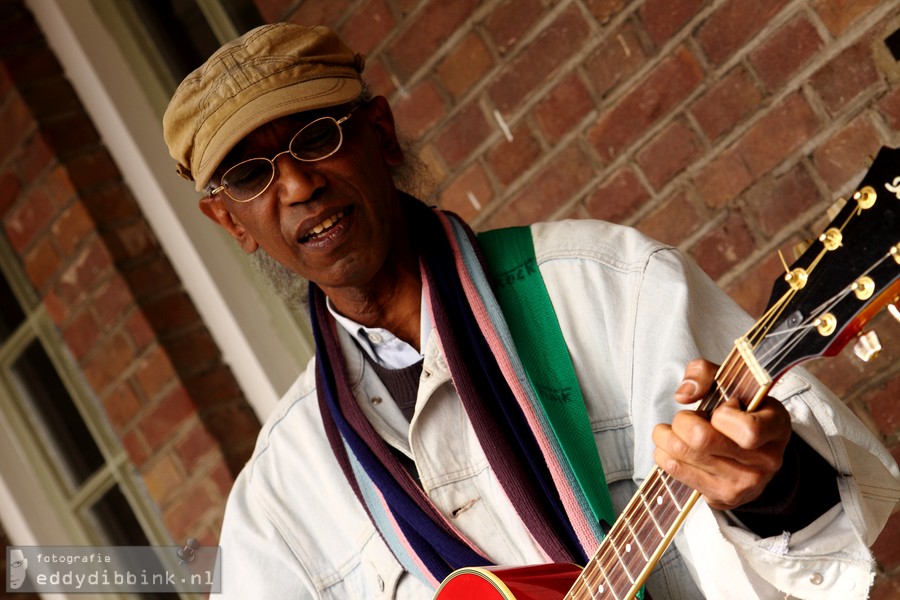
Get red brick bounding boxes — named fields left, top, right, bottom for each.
left=534, top=74, right=593, bottom=146
left=588, top=46, right=704, bottom=163
left=809, top=42, right=879, bottom=116
left=695, top=0, right=792, bottom=66
left=37, top=111, right=100, bottom=155
left=0, top=93, right=34, bottom=164
left=209, top=461, right=237, bottom=499
left=437, top=33, right=493, bottom=100
left=583, top=167, right=650, bottom=223
left=125, top=310, right=156, bottom=354
left=168, top=329, right=221, bottom=373
left=688, top=212, right=756, bottom=280
left=878, top=86, right=900, bottom=132
left=870, top=574, right=900, bottom=600
left=56, top=238, right=115, bottom=305
left=4, top=186, right=55, bottom=251
left=725, top=252, right=786, bottom=316
left=106, top=221, right=159, bottom=261
left=143, top=291, right=202, bottom=336
left=2, top=43, right=63, bottom=85
left=140, top=386, right=197, bottom=451
left=484, top=0, right=544, bottom=55
left=749, top=15, right=823, bottom=91
left=162, top=481, right=217, bottom=541
left=434, top=102, right=493, bottom=168
left=135, top=345, right=178, bottom=402
left=42, top=289, right=69, bottom=325
left=492, top=143, right=594, bottom=227
left=83, top=332, right=135, bottom=393
left=184, top=367, right=244, bottom=411
left=93, top=274, right=134, bottom=329
left=811, top=117, right=882, bottom=191
left=439, top=162, right=493, bottom=223
left=488, top=5, right=591, bottom=112
left=19, top=78, right=82, bottom=122
left=362, top=58, right=395, bottom=99
left=44, top=164, right=78, bottom=207
left=641, top=0, right=705, bottom=47
left=867, top=377, right=900, bottom=436
left=19, top=132, right=55, bottom=183
left=81, top=183, right=140, bottom=225
left=341, top=0, right=394, bottom=55
left=690, top=66, right=762, bottom=142
left=102, top=381, right=144, bottom=432
left=124, top=257, right=181, bottom=300
left=634, top=189, right=702, bottom=246
left=142, top=453, right=185, bottom=505
left=62, top=308, right=101, bottom=361
left=0, top=169, right=22, bottom=219
left=175, top=421, right=221, bottom=474
left=694, top=149, right=754, bottom=210
left=744, top=165, right=822, bottom=237
left=584, top=0, right=627, bottom=25
left=64, top=147, right=120, bottom=189
left=636, top=119, right=701, bottom=191
left=733, top=93, right=820, bottom=178
left=22, top=236, right=62, bottom=291
left=388, top=0, right=479, bottom=79
left=393, top=81, right=445, bottom=138
left=583, top=21, right=649, bottom=101
left=285, top=0, right=351, bottom=27
left=51, top=201, right=94, bottom=257
left=205, top=404, right=264, bottom=452
left=121, top=429, right=150, bottom=467
left=0, top=5, right=43, bottom=48
left=486, top=123, right=542, bottom=186
left=811, top=0, right=882, bottom=36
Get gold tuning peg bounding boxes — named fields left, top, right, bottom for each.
left=853, top=331, right=882, bottom=362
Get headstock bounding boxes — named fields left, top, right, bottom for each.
left=751, top=146, right=900, bottom=379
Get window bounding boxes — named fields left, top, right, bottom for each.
left=0, top=241, right=178, bottom=599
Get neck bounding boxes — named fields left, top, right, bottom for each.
left=323, top=246, right=423, bottom=351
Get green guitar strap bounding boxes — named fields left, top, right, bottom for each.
left=477, top=226, right=617, bottom=533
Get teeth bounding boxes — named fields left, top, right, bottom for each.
left=307, top=211, right=344, bottom=238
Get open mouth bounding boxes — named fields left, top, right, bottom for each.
left=299, top=209, right=347, bottom=243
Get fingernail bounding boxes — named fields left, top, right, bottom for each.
left=675, top=379, right=699, bottom=398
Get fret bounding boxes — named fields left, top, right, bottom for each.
left=606, top=535, right=636, bottom=584
left=624, top=519, right=649, bottom=560
left=638, top=490, right=666, bottom=536
left=660, top=473, right=683, bottom=511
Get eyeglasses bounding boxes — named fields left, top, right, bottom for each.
left=211, top=108, right=357, bottom=202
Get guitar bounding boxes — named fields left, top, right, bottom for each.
left=434, top=146, right=900, bottom=600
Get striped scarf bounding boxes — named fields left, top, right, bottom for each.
left=309, top=196, right=605, bottom=588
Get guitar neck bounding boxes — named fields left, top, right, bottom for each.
left=568, top=345, right=773, bottom=600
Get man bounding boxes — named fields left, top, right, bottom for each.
left=163, top=23, right=899, bottom=599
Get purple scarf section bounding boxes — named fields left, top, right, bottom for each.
left=310, top=196, right=586, bottom=584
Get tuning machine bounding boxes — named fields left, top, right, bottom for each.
left=852, top=330, right=882, bottom=362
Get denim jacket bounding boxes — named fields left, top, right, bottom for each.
left=215, top=219, right=900, bottom=599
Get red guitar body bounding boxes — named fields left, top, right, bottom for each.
left=433, top=564, right=582, bottom=599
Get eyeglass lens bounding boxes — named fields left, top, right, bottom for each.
left=221, top=117, right=344, bottom=201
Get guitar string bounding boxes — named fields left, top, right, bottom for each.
left=570, top=354, right=748, bottom=598
left=566, top=210, right=892, bottom=598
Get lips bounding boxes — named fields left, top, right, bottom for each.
left=297, top=209, right=349, bottom=243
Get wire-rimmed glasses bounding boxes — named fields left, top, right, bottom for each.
left=210, top=107, right=357, bottom=203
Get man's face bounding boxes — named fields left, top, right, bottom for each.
left=9, top=549, right=27, bottom=589
left=200, top=97, right=406, bottom=295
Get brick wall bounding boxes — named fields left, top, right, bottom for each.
left=262, top=0, right=900, bottom=594
left=0, top=1, right=259, bottom=547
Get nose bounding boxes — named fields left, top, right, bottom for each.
left=270, top=152, right=325, bottom=205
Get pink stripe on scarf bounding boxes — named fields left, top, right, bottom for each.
left=373, top=485, right=442, bottom=588
left=435, top=212, right=601, bottom=554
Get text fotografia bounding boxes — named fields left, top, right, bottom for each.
left=6, top=545, right=221, bottom=593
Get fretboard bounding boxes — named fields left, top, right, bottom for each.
left=566, top=340, right=773, bottom=599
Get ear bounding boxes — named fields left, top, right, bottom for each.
left=365, top=95, right=404, bottom=167
left=198, top=195, right=259, bottom=253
